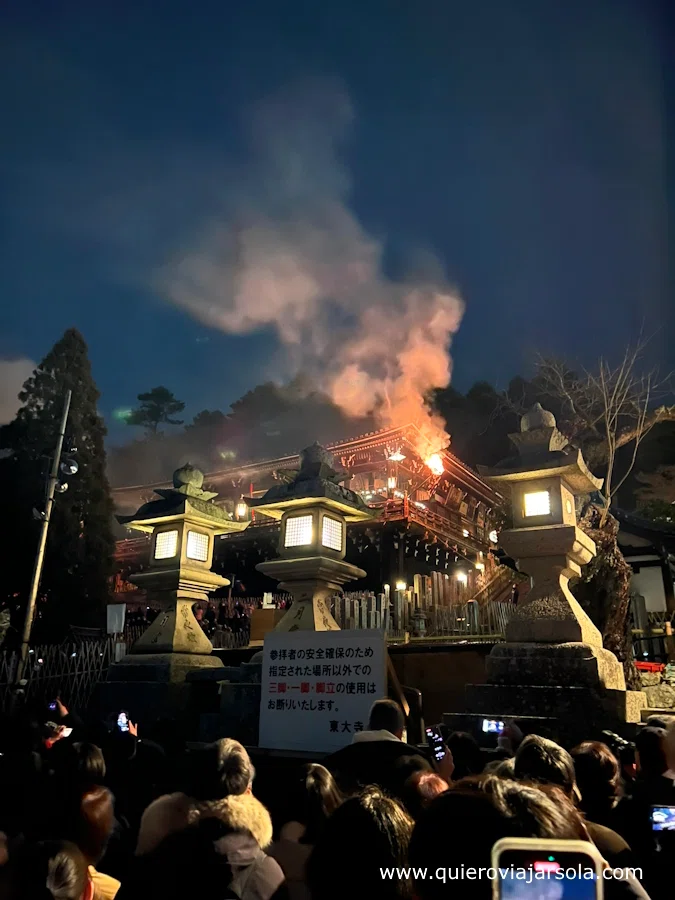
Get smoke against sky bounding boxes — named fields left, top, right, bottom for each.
left=159, top=80, right=463, bottom=455
left=0, top=358, right=35, bottom=424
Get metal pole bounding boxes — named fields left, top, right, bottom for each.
left=15, top=389, right=72, bottom=686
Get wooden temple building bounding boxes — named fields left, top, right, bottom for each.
left=112, top=424, right=513, bottom=609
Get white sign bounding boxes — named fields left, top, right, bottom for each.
left=259, top=629, right=387, bottom=753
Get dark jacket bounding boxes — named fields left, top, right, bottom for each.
left=324, top=731, right=429, bottom=795
left=121, top=792, right=285, bottom=900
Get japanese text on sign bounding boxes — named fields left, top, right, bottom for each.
left=258, top=630, right=386, bottom=753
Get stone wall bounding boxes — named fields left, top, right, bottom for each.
left=640, top=664, right=675, bottom=710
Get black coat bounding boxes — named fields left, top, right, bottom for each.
left=324, top=736, right=430, bottom=795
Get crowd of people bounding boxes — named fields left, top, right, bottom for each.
left=0, top=697, right=673, bottom=899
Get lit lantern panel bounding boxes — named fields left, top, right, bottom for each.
left=524, top=490, right=551, bottom=517
left=285, top=515, right=314, bottom=548
left=186, top=530, right=209, bottom=562
left=155, top=530, right=179, bottom=560
left=321, top=516, right=343, bottom=551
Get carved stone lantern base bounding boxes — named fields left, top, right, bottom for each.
left=257, top=556, right=367, bottom=632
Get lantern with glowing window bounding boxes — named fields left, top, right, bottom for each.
left=246, top=443, right=375, bottom=631
left=482, top=404, right=605, bottom=645
left=115, top=463, right=249, bottom=667
left=470, top=402, right=646, bottom=728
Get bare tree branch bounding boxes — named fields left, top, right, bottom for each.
left=531, top=341, right=674, bottom=525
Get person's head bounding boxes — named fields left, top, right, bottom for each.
left=6, top=841, right=91, bottom=900
left=513, top=735, right=577, bottom=799
left=367, top=699, right=405, bottom=739
left=484, top=757, right=515, bottom=779
left=307, top=786, right=414, bottom=900
left=635, top=726, right=667, bottom=779
left=389, top=754, right=433, bottom=804
left=409, top=776, right=587, bottom=900
left=76, top=786, right=115, bottom=865
left=48, top=742, right=106, bottom=785
left=285, top=763, right=343, bottom=843
left=445, top=732, right=484, bottom=779
left=401, top=771, right=448, bottom=820
left=189, top=739, right=254, bottom=802
left=570, top=741, right=620, bottom=816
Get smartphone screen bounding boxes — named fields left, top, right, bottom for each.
left=117, top=711, right=129, bottom=732
left=651, top=806, right=675, bottom=831
left=495, top=847, right=601, bottom=899
left=482, top=718, right=505, bottom=734
left=425, top=726, right=446, bottom=762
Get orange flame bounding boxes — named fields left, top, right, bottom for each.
left=426, top=453, right=444, bottom=476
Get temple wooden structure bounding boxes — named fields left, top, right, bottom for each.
left=112, top=425, right=512, bottom=608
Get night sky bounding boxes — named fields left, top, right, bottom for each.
left=1, top=0, right=672, bottom=438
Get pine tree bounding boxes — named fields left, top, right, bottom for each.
left=0, top=328, right=115, bottom=633
left=126, top=386, right=185, bottom=434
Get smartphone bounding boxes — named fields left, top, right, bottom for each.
left=491, top=838, right=603, bottom=899
left=117, top=711, right=130, bottom=733
left=651, top=806, right=675, bottom=831
left=425, top=726, right=446, bottom=762
left=482, top=718, right=505, bottom=734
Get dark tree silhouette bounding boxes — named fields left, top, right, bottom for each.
left=0, top=328, right=115, bottom=632
left=126, top=386, right=185, bottom=435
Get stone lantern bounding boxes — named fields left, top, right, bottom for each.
left=488, top=402, right=604, bottom=646
left=453, top=404, right=647, bottom=740
left=115, top=463, right=248, bottom=677
left=246, top=443, right=374, bottom=631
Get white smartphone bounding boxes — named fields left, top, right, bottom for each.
left=491, top=838, right=604, bottom=899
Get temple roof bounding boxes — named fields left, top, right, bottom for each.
left=112, top=423, right=501, bottom=509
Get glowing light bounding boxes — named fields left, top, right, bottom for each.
left=524, top=490, right=551, bottom=517
left=235, top=501, right=249, bottom=520
left=321, top=516, right=343, bottom=551
left=186, top=531, right=209, bottom=562
left=113, top=408, right=133, bottom=422
left=463, top=529, right=470, bottom=538
left=284, top=515, right=313, bottom=548
left=475, top=562, right=485, bottom=571
left=388, top=450, right=406, bottom=462
left=489, top=530, right=498, bottom=544
left=456, top=571, right=468, bottom=584
left=414, top=501, right=426, bottom=509
left=155, top=530, right=178, bottom=560
left=395, top=580, right=407, bottom=591
left=426, top=454, right=444, bottom=476
left=387, top=476, right=397, bottom=490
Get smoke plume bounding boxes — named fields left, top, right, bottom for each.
left=159, top=80, right=463, bottom=457
left=0, top=358, right=35, bottom=425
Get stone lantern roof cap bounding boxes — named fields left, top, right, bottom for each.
left=479, top=405, right=603, bottom=495
left=520, top=402, right=557, bottom=431
left=116, top=463, right=249, bottom=534
left=246, top=442, right=375, bottom=521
